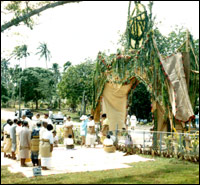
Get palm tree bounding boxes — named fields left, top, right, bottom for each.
left=21, top=44, right=30, bottom=68
left=36, top=42, right=51, bottom=68
left=12, top=44, right=30, bottom=68
left=63, top=61, right=71, bottom=71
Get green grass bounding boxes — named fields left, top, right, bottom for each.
left=1, top=156, right=199, bottom=184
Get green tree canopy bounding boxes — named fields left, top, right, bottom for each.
left=19, top=67, right=55, bottom=109
left=58, top=60, right=94, bottom=110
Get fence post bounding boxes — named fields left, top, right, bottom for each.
left=179, top=134, right=182, bottom=153
left=143, top=131, right=145, bottom=150
left=160, top=132, right=162, bottom=153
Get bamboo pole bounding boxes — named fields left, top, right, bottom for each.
left=176, top=40, right=186, bottom=52
left=189, top=42, right=199, bottom=69
left=186, top=29, right=190, bottom=52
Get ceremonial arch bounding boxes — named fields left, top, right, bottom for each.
left=91, top=1, right=199, bottom=133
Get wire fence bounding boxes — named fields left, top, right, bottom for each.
left=114, top=129, right=199, bottom=161
left=55, top=124, right=199, bottom=162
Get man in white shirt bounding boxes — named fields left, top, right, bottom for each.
left=130, top=114, right=137, bottom=130
left=63, top=116, right=74, bottom=146
left=40, top=124, right=54, bottom=170
left=3, top=120, right=13, bottom=158
left=32, top=113, right=41, bottom=130
left=21, top=114, right=34, bottom=132
left=42, top=114, right=53, bottom=126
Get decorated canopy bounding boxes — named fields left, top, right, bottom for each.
left=92, top=1, right=199, bottom=132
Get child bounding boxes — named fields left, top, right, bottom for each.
left=124, top=134, right=133, bottom=156
left=52, top=131, right=58, bottom=147
left=65, top=134, right=74, bottom=149
left=103, top=135, right=116, bottom=153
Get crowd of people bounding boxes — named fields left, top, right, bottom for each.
left=1, top=112, right=120, bottom=170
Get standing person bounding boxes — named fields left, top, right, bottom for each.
left=43, top=113, right=53, bottom=126
left=19, top=121, right=31, bottom=167
left=100, top=114, right=110, bottom=144
left=4, top=120, right=13, bottom=158
left=63, top=116, right=74, bottom=147
left=32, top=113, right=41, bottom=130
left=80, top=115, right=88, bottom=147
left=2, top=119, right=11, bottom=157
left=10, top=119, right=18, bottom=160
left=86, top=116, right=96, bottom=148
left=40, top=124, right=54, bottom=170
left=16, top=120, right=23, bottom=161
left=126, top=115, right=130, bottom=130
left=21, top=114, right=34, bottom=133
left=130, top=114, right=137, bottom=130
left=31, top=122, right=41, bottom=166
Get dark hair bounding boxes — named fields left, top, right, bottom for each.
left=36, top=122, right=41, bottom=127
left=47, top=124, right=53, bottom=131
left=9, top=121, right=13, bottom=126
left=109, top=131, right=113, bottom=135
left=107, top=135, right=111, bottom=139
left=17, top=120, right=22, bottom=125
left=102, top=114, right=107, bottom=118
left=90, top=115, right=94, bottom=120
left=52, top=130, right=57, bottom=134
left=68, top=134, right=72, bottom=138
left=14, top=119, right=18, bottom=124
left=42, top=121, right=48, bottom=127
left=23, top=121, right=28, bottom=127
left=36, top=113, right=40, bottom=116
left=44, top=113, right=49, bottom=117
left=7, top=119, right=11, bottom=124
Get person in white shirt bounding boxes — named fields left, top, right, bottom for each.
left=42, top=113, right=53, bottom=126
left=52, top=130, right=59, bottom=147
left=66, top=134, right=74, bottom=149
left=63, top=116, right=74, bottom=146
left=3, top=120, right=13, bottom=158
left=130, top=114, right=137, bottom=130
left=32, top=113, right=41, bottom=130
left=21, top=114, right=34, bottom=132
left=86, top=116, right=96, bottom=148
left=108, top=131, right=116, bottom=145
left=103, top=135, right=116, bottom=153
left=40, top=124, right=54, bottom=170
left=16, top=120, right=23, bottom=160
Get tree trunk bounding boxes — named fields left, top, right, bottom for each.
left=35, top=99, right=38, bottom=110
left=1, top=1, right=82, bottom=32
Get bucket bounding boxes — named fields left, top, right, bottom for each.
left=33, top=167, right=42, bottom=177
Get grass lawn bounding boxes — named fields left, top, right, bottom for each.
left=1, top=156, right=199, bottom=184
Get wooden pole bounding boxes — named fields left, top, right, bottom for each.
left=186, top=29, right=190, bottom=53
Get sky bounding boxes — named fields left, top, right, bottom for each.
left=1, top=1, right=199, bottom=70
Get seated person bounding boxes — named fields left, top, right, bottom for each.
left=65, top=134, right=74, bottom=149
left=52, top=131, right=58, bottom=147
left=108, top=131, right=116, bottom=146
left=103, top=135, right=116, bottom=153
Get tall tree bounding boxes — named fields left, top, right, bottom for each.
left=58, top=60, right=94, bottom=111
left=63, top=61, right=72, bottom=72
left=19, top=67, right=55, bottom=109
left=1, top=1, right=82, bottom=32
left=36, top=42, right=51, bottom=68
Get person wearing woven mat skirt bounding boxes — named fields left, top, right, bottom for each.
left=40, top=124, right=54, bottom=170
left=19, top=121, right=31, bottom=167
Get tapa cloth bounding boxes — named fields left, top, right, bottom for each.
left=102, top=82, right=134, bottom=131
left=159, top=52, right=194, bottom=122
